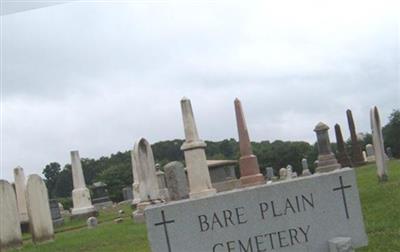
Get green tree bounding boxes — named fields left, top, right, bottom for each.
left=42, top=162, right=61, bottom=198
left=383, top=109, right=400, bottom=157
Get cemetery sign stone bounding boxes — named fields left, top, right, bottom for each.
left=145, top=168, right=367, bottom=252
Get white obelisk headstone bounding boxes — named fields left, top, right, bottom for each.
left=13, top=166, right=29, bottom=225
left=70, top=150, right=96, bottom=218
left=25, top=175, right=54, bottom=244
left=180, top=97, right=216, bottom=199
left=370, top=106, right=388, bottom=182
left=0, top=180, right=23, bottom=251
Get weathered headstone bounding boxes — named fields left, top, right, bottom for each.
left=87, top=216, right=98, bottom=229
left=0, top=180, right=23, bottom=251
left=25, top=175, right=54, bottom=244
left=365, top=144, right=374, bottom=157
left=286, top=165, right=293, bottom=179
left=208, top=160, right=240, bottom=192
left=334, top=124, right=352, bottom=168
left=346, top=110, right=366, bottom=167
left=70, top=151, right=96, bottom=219
left=132, top=138, right=161, bottom=223
left=164, top=161, right=189, bottom=201
left=266, top=167, right=274, bottom=180
left=301, top=158, right=311, bottom=176
left=13, top=166, right=30, bottom=232
left=362, top=151, right=367, bottom=163
left=386, top=147, right=393, bottom=159
left=122, top=186, right=133, bottom=201
left=156, top=165, right=170, bottom=201
left=314, top=122, right=341, bottom=173
left=49, top=199, right=64, bottom=227
left=234, top=98, right=265, bottom=187
left=91, top=182, right=113, bottom=209
left=130, top=146, right=141, bottom=206
left=145, top=168, right=368, bottom=252
left=180, top=97, right=216, bottom=199
left=370, top=106, right=388, bottom=182
left=279, top=168, right=288, bottom=180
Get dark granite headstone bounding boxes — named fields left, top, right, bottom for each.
left=49, top=199, right=64, bottom=227
left=334, top=123, right=352, bottom=168
left=122, top=186, right=133, bottom=201
left=91, top=182, right=112, bottom=208
left=346, top=110, right=366, bottom=166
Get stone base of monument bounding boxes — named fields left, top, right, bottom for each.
left=52, top=218, right=64, bottom=228
left=189, top=188, right=217, bottom=199
left=70, top=206, right=98, bottom=220
left=93, top=200, right=113, bottom=211
left=212, top=179, right=240, bottom=192
left=239, top=173, right=265, bottom=187
left=133, top=200, right=162, bottom=223
left=159, top=188, right=170, bottom=202
left=316, top=154, right=341, bottom=173
left=366, top=156, right=375, bottom=163
left=328, top=237, right=354, bottom=252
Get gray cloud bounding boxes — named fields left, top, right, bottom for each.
left=1, top=1, right=399, bottom=180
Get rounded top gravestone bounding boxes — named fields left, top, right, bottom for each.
left=87, top=216, right=98, bottom=229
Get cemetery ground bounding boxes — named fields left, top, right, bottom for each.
left=12, top=160, right=399, bottom=252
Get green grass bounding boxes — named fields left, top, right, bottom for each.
left=13, top=160, right=400, bottom=251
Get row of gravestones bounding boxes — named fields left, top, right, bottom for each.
left=143, top=99, right=390, bottom=252
left=0, top=175, right=54, bottom=251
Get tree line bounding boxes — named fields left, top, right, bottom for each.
left=42, top=110, right=399, bottom=204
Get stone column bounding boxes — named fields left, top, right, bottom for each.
left=25, top=175, right=54, bottom=244
left=314, top=122, right=341, bottom=173
left=130, top=148, right=141, bottom=206
left=346, top=110, right=366, bottom=166
left=301, top=158, right=311, bottom=176
left=0, top=180, right=23, bottom=251
left=370, top=106, right=388, bottom=182
left=180, top=97, right=216, bottom=199
left=70, top=151, right=96, bottom=218
left=334, top=124, right=352, bottom=168
left=234, top=98, right=265, bottom=187
left=13, top=166, right=29, bottom=227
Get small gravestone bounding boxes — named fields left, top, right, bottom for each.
left=87, top=216, right=98, bottom=229
left=286, top=165, right=293, bottom=179
left=266, top=167, right=274, bottom=180
left=49, top=199, right=64, bottom=227
left=208, top=160, right=240, bottom=192
left=279, top=168, right=288, bottom=180
left=164, top=161, right=189, bottom=201
left=302, top=158, right=311, bottom=176
left=145, top=168, right=367, bottom=252
left=328, top=237, right=354, bottom=252
left=13, top=166, right=29, bottom=232
left=0, top=180, right=23, bottom=251
left=91, top=182, right=113, bottom=209
left=26, top=175, right=54, bottom=244
left=156, top=164, right=170, bottom=201
left=122, top=186, right=133, bottom=201
left=386, top=147, right=393, bottom=159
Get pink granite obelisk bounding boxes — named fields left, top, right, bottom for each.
left=234, top=98, right=265, bottom=187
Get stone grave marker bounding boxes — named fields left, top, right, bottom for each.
left=122, top=186, right=133, bottom=201
left=26, top=175, right=54, bottom=244
left=70, top=150, right=96, bottom=219
left=145, top=168, right=367, bottom=252
left=164, top=161, right=189, bottom=201
left=346, top=110, right=366, bottom=167
left=49, top=199, right=64, bottom=227
left=91, top=181, right=113, bottom=209
left=301, top=158, right=311, bottom=176
left=370, top=106, right=388, bottom=181
left=87, top=216, right=98, bottom=229
left=13, top=166, right=29, bottom=231
left=0, top=180, right=23, bottom=251
left=208, top=160, right=240, bottom=192
left=266, top=167, right=274, bottom=180
left=156, top=164, right=170, bottom=201
left=334, top=124, right=352, bottom=168
left=386, top=147, right=393, bottom=159
left=314, top=122, right=341, bottom=173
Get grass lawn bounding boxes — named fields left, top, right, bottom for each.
left=13, top=160, right=400, bottom=252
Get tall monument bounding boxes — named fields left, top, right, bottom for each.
left=346, top=110, right=366, bottom=166
left=13, top=166, right=30, bottom=231
left=314, top=122, right=341, bottom=173
left=180, top=97, right=216, bottom=199
left=234, top=98, right=265, bottom=187
left=334, top=124, right=352, bottom=168
left=370, top=106, right=388, bottom=182
left=70, top=151, right=96, bottom=219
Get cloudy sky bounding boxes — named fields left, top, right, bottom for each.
left=1, top=0, right=399, bottom=180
